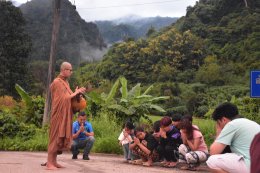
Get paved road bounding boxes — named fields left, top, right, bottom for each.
left=0, top=151, right=209, bottom=173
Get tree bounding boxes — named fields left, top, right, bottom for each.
left=0, top=1, right=32, bottom=98
left=146, top=26, right=156, bottom=38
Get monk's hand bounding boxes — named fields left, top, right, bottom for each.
left=79, top=87, right=87, bottom=94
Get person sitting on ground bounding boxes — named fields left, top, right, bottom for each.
left=118, top=121, right=135, bottom=162
left=171, top=113, right=182, bottom=129
left=129, top=126, right=159, bottom=166
left=178, top=115, right=209, bottom=171
left=71, top=111, right=95, bottom=160
left=158, top=116, right=182, bottom=168
left=152, top=120, right=164, bottom=162
left=152, top=120, right=161, bottom=141
left=206, top=102, right=260, bottom=173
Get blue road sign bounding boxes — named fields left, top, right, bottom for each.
left=250, top=70, right=260, bottom=98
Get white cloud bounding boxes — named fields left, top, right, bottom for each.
left=13, top=0, right=197, bottom=21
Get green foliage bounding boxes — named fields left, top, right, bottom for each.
left=0, top=1, right=32, bottom=98
left=87, top=76, right=169, bottom=123
left=93, top=137, right=122, bottom=154
left=0, top=113, right=20, bottom=138
left=231, top=96, right=260, bottom=124
left=96, top=28, right=206, bottom=83
left=0, top=112, right=37, bottom=141
left=15, top=84, right=45, bottom=127
left=0, top=127, right=48, bottom=151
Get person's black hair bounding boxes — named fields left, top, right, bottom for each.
left=125, top=121, right=135, bottom=130
left=78, top=111, right=86, bottom=117
left=181, top=114, right=193, bottom=122
left=134, top=126, right=144, bottom=136
left=153, top=120, right=161, bottom=133
left=172, top=113, right=182, bottom=122
left=212, top=102, right=239, bottom=121
left=165, top=111, right=174, bottom=117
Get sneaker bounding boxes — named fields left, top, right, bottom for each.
left=83, top=155, right=90, bottom=160
left=72, top=154, right=78, bottom=159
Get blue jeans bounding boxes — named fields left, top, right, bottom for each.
left=71, top=136, right=95, bottom=156
left=123, top=143, right=132, bottom=160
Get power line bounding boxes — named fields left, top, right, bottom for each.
left=76, top=0, right=184, bottom=10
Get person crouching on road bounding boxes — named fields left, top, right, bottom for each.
left=71, top=112, right=95, bottom=160
left=129, top=126, right=159, bottom=166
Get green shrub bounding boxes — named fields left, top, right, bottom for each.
left=93, top=137, right=122, bottom=154
left=196, top=105, right=209, bottom=117
left=0, top=112, right=20, bottom=138
left=90, top=112, right=123, bottom=154
left=0, top=127, right=48, bottom=151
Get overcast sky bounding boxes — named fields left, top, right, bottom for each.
left=14, top=0, right=197, bottom=22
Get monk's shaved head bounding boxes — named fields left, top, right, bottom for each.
left=60, top=62, right=71, bottom=71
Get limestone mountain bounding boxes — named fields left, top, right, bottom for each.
left=20, top=0, right=106, bottom=65
left=96, top=16, right=178, bottom=44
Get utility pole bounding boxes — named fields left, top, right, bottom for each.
left=42, top=0, right=61, bottom=126
left=244, top=0, right=248, bottom=8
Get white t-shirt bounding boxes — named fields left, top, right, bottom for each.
left=118, top=130, right=132, bottom=145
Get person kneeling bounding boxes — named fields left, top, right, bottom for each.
left=71, top=112, right=95, bottom=160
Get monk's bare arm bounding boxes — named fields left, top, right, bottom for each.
left=70, top=87, right=86, bottom=98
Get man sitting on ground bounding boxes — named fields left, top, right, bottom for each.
left=206, top=102, right=260, bottom=173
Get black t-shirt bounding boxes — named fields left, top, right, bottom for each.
left=160, top=125, right=182, bottom=148
left=142, top=133, right=159, bottom=151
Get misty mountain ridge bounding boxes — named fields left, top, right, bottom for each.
left=95, top=15, right=178, bottom=44
left=19, top=0, right=106, bottom=64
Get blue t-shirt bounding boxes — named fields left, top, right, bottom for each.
left=72, top=121, right=94, bottom=140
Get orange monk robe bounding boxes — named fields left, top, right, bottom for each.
left=48, top=75, right=73, bottom=153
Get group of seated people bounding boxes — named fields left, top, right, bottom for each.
left=118, top=102, right=260, bottom=173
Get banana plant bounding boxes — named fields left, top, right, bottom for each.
left=87, top=76, right=169, bottom=123
left=15, top=84, right=44, bottom=127
left=15, top=84, right=33, bottom=108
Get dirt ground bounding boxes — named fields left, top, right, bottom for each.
left=0, top=151, right=210, bottom=173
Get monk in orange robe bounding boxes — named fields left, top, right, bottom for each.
left=46, top=62, right=86, bottom=170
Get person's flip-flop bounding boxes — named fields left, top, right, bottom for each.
left=41, top=162, right=47, bottom=166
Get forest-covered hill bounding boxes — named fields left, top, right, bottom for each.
left=76, top=0, right=259, bottom=117
left=96, top=16, right=178, bottom=44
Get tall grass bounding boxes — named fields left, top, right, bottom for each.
left=0, top=113, right=215, bottom=153
left=0, top=128, right=48, bottom=151
left=91, top=112, right=122, bottom=154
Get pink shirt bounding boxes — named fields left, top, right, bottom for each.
left=181, top=125, right=208, bottom=153
left=190, top=128, right=208, bottom=152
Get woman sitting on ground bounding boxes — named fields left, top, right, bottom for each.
left=178, top=115, right=209, bottom=171
left=129, top=126, right=159, bottom=166
left=158, top=116, right=182, bottom=168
